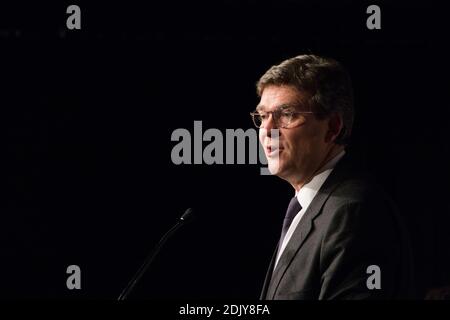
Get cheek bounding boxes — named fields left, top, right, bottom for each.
left=284, top=132, right=312, bottom=158
left=284, top=131, right=302, bottom=151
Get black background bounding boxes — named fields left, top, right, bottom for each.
left=1, top=1, right=449, bottom=299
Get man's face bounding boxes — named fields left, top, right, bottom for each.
left=258, top=85, right=333, bottom=185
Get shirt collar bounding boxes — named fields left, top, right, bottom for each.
left=295, top=150, right=345, bottom=208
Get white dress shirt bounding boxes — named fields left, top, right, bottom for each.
left=274, top=150, right=346, bottom=268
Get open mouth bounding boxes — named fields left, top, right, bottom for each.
left=266, top=146, right=283, bottom=157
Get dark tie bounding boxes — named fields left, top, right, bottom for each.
left=266, top=196, right=303, bottom=295
left=277, top=196, right=302, bottom=252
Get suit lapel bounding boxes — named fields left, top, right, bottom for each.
left=265, top=193, right=324, bottom=299
left=265, top=155, right=351, bottom=299
left=259, top=245, right=278, bottom=299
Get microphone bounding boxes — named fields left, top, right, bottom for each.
left=117, top=208, right=195, bottom=300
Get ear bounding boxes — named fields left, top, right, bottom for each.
left=325, top=113, right=343, bottom=143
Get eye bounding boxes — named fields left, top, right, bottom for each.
left=259, top=113, right=268, bottom=120
left=281, top=110, right=294, bottom=118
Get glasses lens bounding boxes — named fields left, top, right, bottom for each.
left=278, top=111, right=292, bottom=128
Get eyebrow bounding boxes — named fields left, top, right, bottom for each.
left=256, top=104, right=265, bottom=112
left=256, top=104, right=295, bottom=112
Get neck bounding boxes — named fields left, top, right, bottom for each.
left=291, top=145, right=344, bottom=192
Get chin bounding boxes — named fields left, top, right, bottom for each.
left=267, top=161, right=280, bottom=175
left=268, top=159, right=287, bottom=176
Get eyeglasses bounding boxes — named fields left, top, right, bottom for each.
left=250, top=105, right=315, bottom=128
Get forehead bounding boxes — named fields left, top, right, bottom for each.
left=257, top=85, right=306, bottom=111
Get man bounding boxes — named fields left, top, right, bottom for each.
left=252, top=54, right=414, bottom=299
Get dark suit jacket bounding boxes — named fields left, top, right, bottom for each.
left=260, top=154, right=415, bottom=300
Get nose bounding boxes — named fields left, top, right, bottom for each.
left=263, top=113, right=277, bottom=137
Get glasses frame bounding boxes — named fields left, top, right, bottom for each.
left=250, top=106, right=315, bottom=129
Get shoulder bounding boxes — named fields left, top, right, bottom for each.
left=324, top=152, right=394, bottom=210
left=330, top=174, right=389, bottom=206
left=319, top=162, right=398, bottom=231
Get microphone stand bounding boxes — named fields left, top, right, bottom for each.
left=117, top=208, right=194, bottom=300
